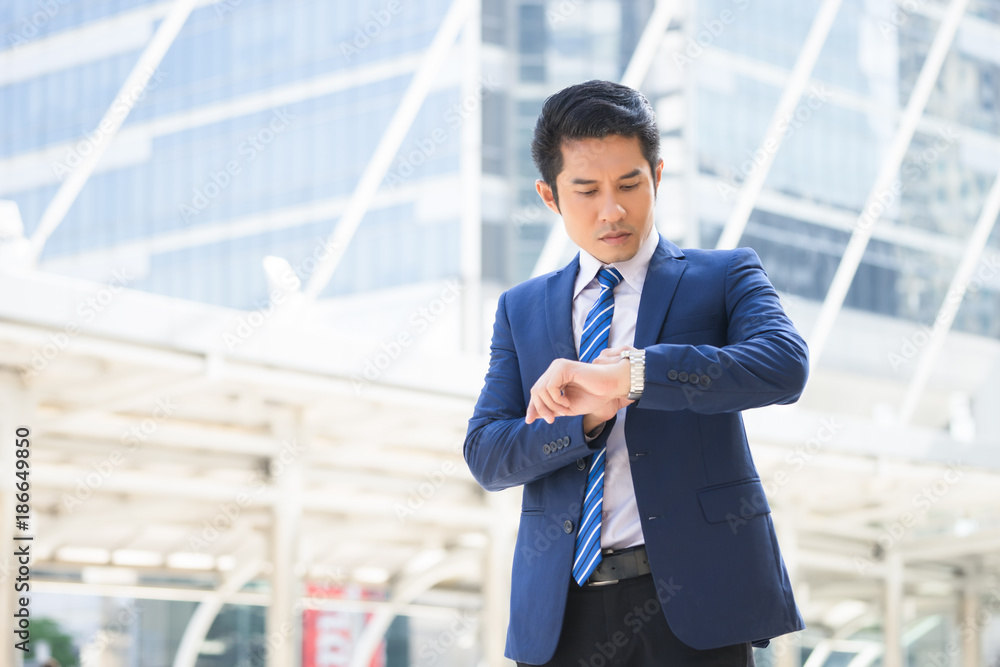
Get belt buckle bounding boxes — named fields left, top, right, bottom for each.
left=584, top=548, right=620, bottom=586
left=585, top=578, right=618, bottom=587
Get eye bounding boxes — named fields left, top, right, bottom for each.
left=621, top=183, right=638, bottom=190
left=577, top=190, right=597, bottom=196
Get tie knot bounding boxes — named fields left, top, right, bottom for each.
left=597, top=266, right=623, bottom=290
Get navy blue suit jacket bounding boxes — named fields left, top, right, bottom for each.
left=464, top=237, right=809, bottom=664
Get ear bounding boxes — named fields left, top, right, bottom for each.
left=653, top=158, right=664, bottom=194
left=535, top=179, right=561, bottom=215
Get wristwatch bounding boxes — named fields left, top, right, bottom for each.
left=620, top=348, right=645, bottom=400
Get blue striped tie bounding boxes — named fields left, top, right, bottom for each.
left=572, top=266, right=623, bottom=586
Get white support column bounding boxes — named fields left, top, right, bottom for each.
left=679, top=0, right=699, bottom=249
left=28, top=0, right=198, bottom=264
left=807, top=0, right=969, bottom=367
left=459, top=0, right=483, bottom=354
left=530, top=0, right=676, bottom=278
left=302, top=0, right=474, bottom=301
left=266, top=411, right=305, bottom=667
left=677, top=0, right=700, bottom=249
left=774, top=514, right=802, bottom=667
left=883, top=552, right=904, bottom=667
left=772, top=632, right=801, bottom=667
left=897, top=166, right=1000, bottom=425
left=715, top=0, right=843, bottom=250
left=961, top=568, right=982, bottom=667
left=484, top=494, right=517, bottom=667
left=0, top=370, right=30, bottom=667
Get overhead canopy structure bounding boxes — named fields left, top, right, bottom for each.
left=1, top=262, right=999, bottom=667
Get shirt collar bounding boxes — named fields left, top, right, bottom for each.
left=574, top=227, right=660, bottom=299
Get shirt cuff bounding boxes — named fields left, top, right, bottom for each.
left=584, top=422, right=606, bottom=443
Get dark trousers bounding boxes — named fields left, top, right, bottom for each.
left=517, top=574, right=754, bottom=667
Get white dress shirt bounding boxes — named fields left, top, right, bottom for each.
left=572, top=227, right=660, bottom=550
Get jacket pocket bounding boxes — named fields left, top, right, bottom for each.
left=521, top=506, right=544, bottom=516
left=697, top=478, right=770, bottom=524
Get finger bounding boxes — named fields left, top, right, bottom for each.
left=531, top=367, right=569, bottom=410
left=528, top=360, right=572, bottom=422
left=593, top=346, right=627, bottom=365
left=528, top=390, right=557, bottom=424
left=534, top=388, right=565, bottom=421
left=545, top=383, right=571, bottom=410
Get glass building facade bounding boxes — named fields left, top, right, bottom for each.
left=679, top=0, right=1000, bottom=338
left=5, top=0, right=996, bottom=333
left=2, top=0, right=463, bottom=308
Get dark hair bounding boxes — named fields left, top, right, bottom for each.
left=530, top=80, right=660, bottom=209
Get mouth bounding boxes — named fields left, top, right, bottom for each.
left=600, top=231, right=632, bottom=246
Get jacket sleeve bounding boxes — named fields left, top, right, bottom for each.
left=637, top=247, right=809, bottom=414
left=464, top=291, right=616, bottom=492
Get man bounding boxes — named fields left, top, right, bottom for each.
left=464, top=80, right=808, bottom=666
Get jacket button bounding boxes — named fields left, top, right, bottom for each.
left=678, top=372, right=689, bottom=382
left=542, top=444, right=551, bottom=454
left=563, top=520, right=574, bottom=533
left=576, top=458, right=586, bottom=470
left=667, top=370, right=678, bottom=380
left=700, top=375, right=711, bottom=387
left=688, top=374, right=699, bottom=384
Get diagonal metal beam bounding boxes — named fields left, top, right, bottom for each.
left=347, top=553, right=480, bottom=667
left=172, top=557, right=264, bottom=667
left=807, top=0, right=969, bottom=367
left=530, top=0, right=676, bottom=278
left=28, top=0, right=198, bottom=264
left=302, top=0, right=474, bottom=300
left=715, top=0, right=843, bottom=250
left=620, top=0, right=676, bottom=90
left=897, top=166, right=1000, bottom=425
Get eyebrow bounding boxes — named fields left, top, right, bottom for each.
left=569, top=168, right=643, bottom=185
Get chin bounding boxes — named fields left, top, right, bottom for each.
left=595, top=245, right=639, bottom=263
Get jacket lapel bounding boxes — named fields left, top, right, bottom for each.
left=634, top=237, right=687, bottom=349
left=545, top=254, right=581, bottom=361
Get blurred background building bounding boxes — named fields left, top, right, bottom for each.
left=1, top=0, right=1000, bottom=665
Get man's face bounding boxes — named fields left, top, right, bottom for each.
left=536, top=134, right=663, bottom=264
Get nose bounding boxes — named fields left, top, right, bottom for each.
left=598, top=190, right=625, bottom=223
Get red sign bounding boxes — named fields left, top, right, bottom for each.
left=302, top=584, right=386, bottom=667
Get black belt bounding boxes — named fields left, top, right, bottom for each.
left=584, top=545, right=650, bottom=586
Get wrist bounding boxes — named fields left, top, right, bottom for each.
left=582, top=413, right=605, bottom=435
left=616, top=359, right=631, bottom=398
